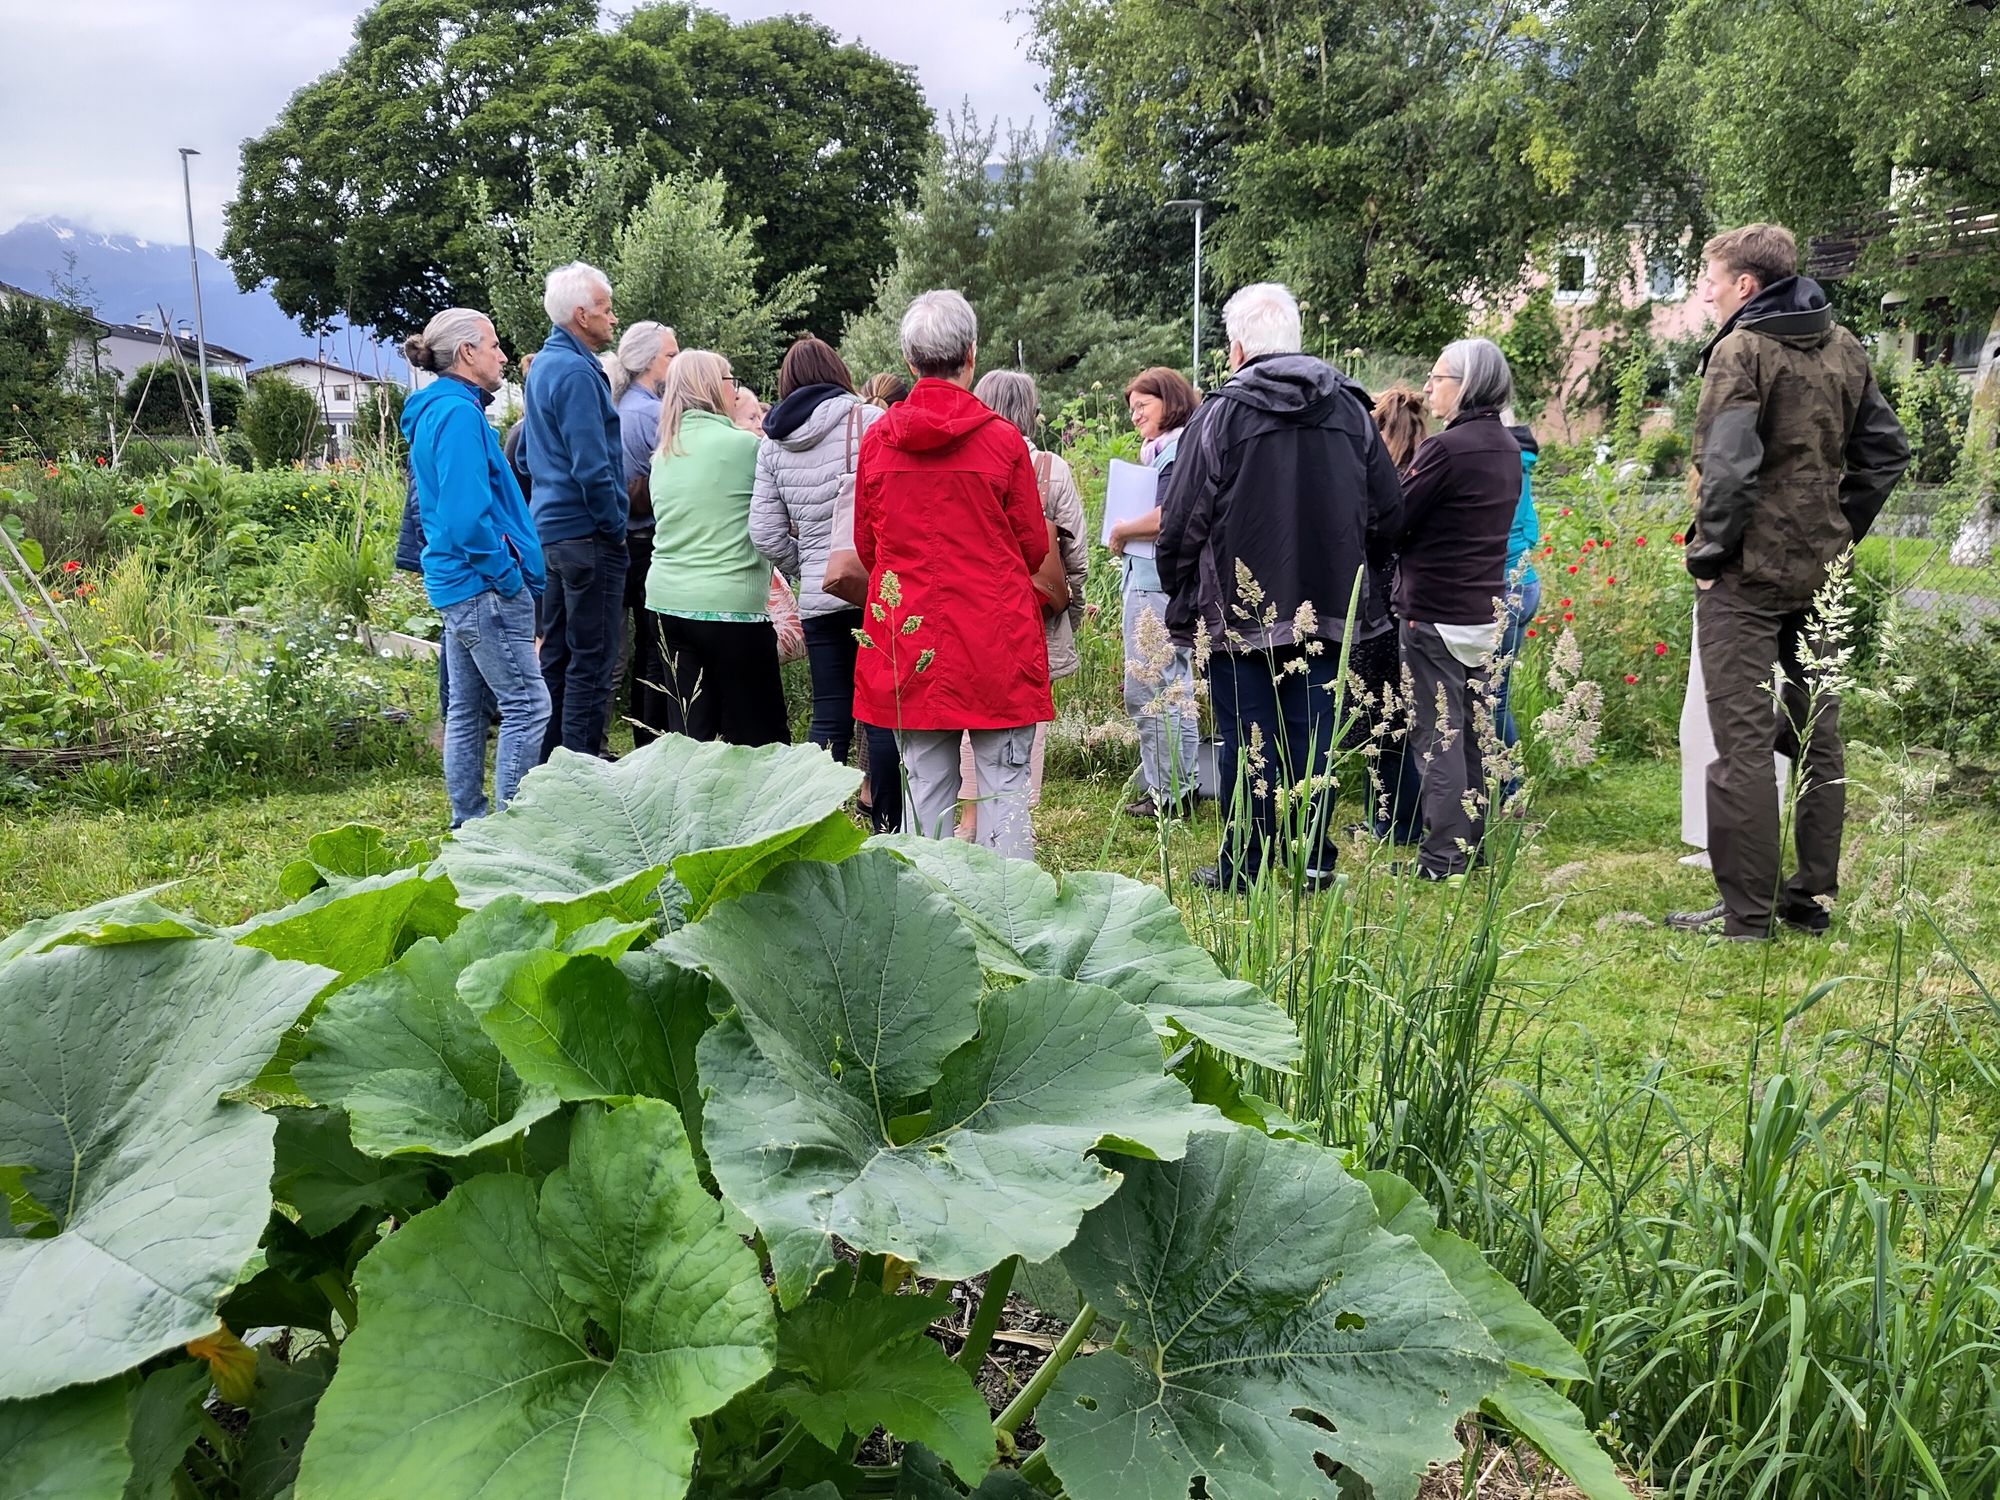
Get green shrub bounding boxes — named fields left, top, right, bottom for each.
left=351, top=384, right=407, bottom=466
left=119, top=364, right=246, bottom=435
left=117, top=435, right=207, bottom=478
left=1895, top=357, right=1974, bottom=485
left=1634, top=427, right=1688, bottom=478
left=242, top=374, right=324, bottom=468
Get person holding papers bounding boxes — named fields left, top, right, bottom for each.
left=1110, top=366, right=1202, bottom=819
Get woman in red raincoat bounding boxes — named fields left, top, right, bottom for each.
left=852, top=289, right=1052, bottom=858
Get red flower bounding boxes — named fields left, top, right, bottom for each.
left=1563, top=611, right=1574, bottom=621
left=1634, top=535, right=1648, bottom=546
left=1582, top=539, right=1595, bottom=550
left=94, top=455, right=106, bottom=466
left=1542, top=544, right=1554, bottom=556
left=1559, top=598, right=1571, bottom=608
left=1525, top=628, right=1537, bottom=638
left=78, top=583, right=95, bottom=597
left=1671, top=532, right=1685, bottom=544
left=131, top=504, right=145, bottom=517
left=61, top=560, right=80, bottom=573
left=1560, top=507, right=1572, bottom=517
left=1606, top=576, right=1617, bottom=586
left=1654, top=642, right=1668, bottom=655
left=1623, top=673, right=1639, bottom=684
left=1567, top=564, right=1579, bottom=574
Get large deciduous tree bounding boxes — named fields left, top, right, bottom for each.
left=840, top=112, right=1181, bottom=397
left=223, top=1, right=927, bottom=338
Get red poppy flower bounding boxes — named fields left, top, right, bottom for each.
left=62, top=560, right=80, bottom=573
left=1542, top=544, right=1555, bottom=556
left=1654, top=642, right=1668, bottom=655
left=1606, top=576, right=1617, bottom=586
left=131, top=504, right=145, bottom=517
left=1559, top=598, right=1571, bottom=608
left=1582, top=539, right=1595, bottom=550
left=1563, top=611, right=1574, bottom=621
left=1671, top=532, right=1685, bottom=544
left=1634, top=536, right=1647, bottom=546
left=1525, top=628, right=1537, bottom=638
left=1567, top=564, right=1579, bottom=574
left=94, top=456, right=106, bottom=466
left=1624, top=673, right=1639, bottom=684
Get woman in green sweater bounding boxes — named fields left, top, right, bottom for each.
left=645, top=350, right=789, bottom=744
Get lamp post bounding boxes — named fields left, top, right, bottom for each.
left=177, top=148, right=215, bottom=456
left=1165, top=198, right=1205, bottom=382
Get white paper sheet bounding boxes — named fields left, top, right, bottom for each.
left=1100, top=459, right=1160, bottom=559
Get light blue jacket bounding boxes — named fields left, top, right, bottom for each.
left=521, top=324, right=625, bottom=543
left=1506, top=448, right=1540, bottom=589
left=401, top=374, right=545, bottom=609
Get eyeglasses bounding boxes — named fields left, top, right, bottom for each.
left=1425, top=370, right=1459, bottom=385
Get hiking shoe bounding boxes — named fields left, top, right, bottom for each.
left=1126, top=791, right=1194, bottom=820
left=1666, top=903, right=1771, bottom=942
left=1779, top=905, right=1831, bottom=937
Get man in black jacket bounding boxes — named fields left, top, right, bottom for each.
left=1157, top=281, right=1405, bottom=890
left=1667, top=223, right=1909, bottom=940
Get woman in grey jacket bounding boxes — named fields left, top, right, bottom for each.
left=749, top=338, right=901, bottom=831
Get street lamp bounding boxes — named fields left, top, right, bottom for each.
left=178, top=148, right=215, bottom=457
left=1165, top=199, right=1205, bottom=382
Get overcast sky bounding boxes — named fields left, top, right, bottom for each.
left=0, top=0, right=1050, bottom=251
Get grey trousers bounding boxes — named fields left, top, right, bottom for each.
left=1403, top=621, right=1492, bottom=877
left=898, top=725, right=1037, bottom=859
left=1122, top=587, right=1200, bottom=800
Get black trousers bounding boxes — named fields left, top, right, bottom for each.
left=538, top=532, right=628, bottom=760
left=801, top=609, right=903, bottom=834
left=652, top=612, right=791, bottom=747
left=1697, top=575, right=1844, bottom=935
left=623, top=531, right=671, bottom=747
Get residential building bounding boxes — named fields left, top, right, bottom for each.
left=0, top=279, right=250, bottom=391
left=252, top=357, right=391, bottom=455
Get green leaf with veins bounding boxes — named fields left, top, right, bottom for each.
left=672, top=851, right=1216, bottom=1306
left=1042, top=1126, right=1506, bottom=1500
left=294, top=1101, right=773, bottom=1500
left=0, top=939, right=329, bottom=1400
left=436, top=735, right=863, bottom=927
left=774, top=1282, right=994, bottom=1482
left=873, top=834, right=1299, bottom=1070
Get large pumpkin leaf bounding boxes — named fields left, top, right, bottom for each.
left=120, top=1361, right=209, bottom=1500
left=0, top=885, right=211, bottom=969
left=291, top=900, right=559, bottom=1158
left=457, top=944, right=714, bottom=1121
left=0, top=940, right=330, bottom=1400
left=436, top=736, right=864, bottom=927
left=278, top=824, right=434, bottom=902
left=673, top=852, right=1216, bottom=1306
left=1042, top=1126, right=1505, bottom=1500
left=0, top=1378, right=132, bottom=1499
left=269, top=1108, right=437, bottom=1237
left=238, top=1351, right=333, bottom=1500
left=1362, top=1173, right=1624, bottom=1499
left=875, top=836, right=1299, bottom=1071
left=295, top=1101, right=773, bottom=1500
left=773, top=1283, right=994, bottom=1482
left=233, top=868, right=456, bottom=982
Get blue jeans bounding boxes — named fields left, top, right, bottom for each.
left=1495, top=575, right=1541, bottom=800
left=538, top=532, right=628, bottom=760
left=801, top=609, right=902, bottom=834
left=441, top=588, right=552, bottom=828
left=1209, top=645, right=1343, bottom=885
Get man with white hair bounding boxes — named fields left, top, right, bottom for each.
left=1156, top=281, right=1404, bottom=891
left=521, top=260, right=626, bottom=760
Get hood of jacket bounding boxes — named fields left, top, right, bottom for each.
left=1210, top=352, right=1348, bottom=420
left=400, top=373, right=492, bottom=436
left=764, top=383, right=851, bottom=444
left=874, top=377, right=1007, bottom=454
left=1507, top=422, right=1539, bottom=458
left=1702, top=275, right=1835, bottom=370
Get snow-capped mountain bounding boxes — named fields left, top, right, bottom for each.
left=0, top=216, right=404, bottom=378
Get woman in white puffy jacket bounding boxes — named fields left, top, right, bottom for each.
left=749, top=337, right=902, bottom=831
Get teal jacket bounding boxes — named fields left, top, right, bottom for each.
left=1506, top=447, right=1540, bottom=590
left=647, top=409, right=767, bottom=617
left=401, top=375, right=544, bottom=608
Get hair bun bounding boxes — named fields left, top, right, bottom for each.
left=401, top=334, right=433, bottom=372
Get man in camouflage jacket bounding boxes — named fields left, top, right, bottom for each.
left=1670, top=223, right=1910, bottom=941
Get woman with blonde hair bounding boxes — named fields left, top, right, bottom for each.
left=644, top=349, right=788, bottom=745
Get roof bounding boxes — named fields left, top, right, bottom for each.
left=250, top=356, right=388, bottom=382
left=1807, top=203, right=2000, bottom=280
left=0, top=277, right=252, bottom=363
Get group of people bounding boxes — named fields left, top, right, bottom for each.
left=400, top=217, right=1910, bottom=939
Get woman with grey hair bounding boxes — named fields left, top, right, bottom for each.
left=1392, top=335, right=1522, bottom=878
left=609, top=321, right=677, bottom=743
left=955, top=369, right=1086, bottom=831
left=850, top=290, right=1054, bottom=859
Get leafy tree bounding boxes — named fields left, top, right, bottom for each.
left=0, top=296, right=87, bottom=459
left=840, top=113, right=1181, bottom=398
left=223, top=1, right=925, bottom=336
left=119, top=364, right=246, bottom=436
left=1028, top=0, right=1699, bottom=352
left=243, top=375, right=325, bottom=468
left=472, top=145, right=819, bottom=390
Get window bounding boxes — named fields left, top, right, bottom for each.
left=333, top=383, right=351, bottom=401
left=1646, top=254, right=1685, bottom=301
left=1554, top=248, right=1595, bottom=304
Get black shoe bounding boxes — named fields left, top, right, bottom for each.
left=1779, top=906, right=1831, bottom=937
left=1388, top=860, right=1458, bottom=883
left=1191, top=864, right=1235, bottom=891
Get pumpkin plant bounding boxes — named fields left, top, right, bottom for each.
left=0, top=736, right=1623, bottom=1499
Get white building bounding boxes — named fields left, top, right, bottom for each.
left=252, top=357, right=391, bottom=455
left=0, top=281, right=250, bottom=391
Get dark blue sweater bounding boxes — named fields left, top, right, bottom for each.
left=521, top=324, right=625, bottom=543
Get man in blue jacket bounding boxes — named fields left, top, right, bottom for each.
left=521, top=261, right=626, bottom=760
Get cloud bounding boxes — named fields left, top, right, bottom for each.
left=0, top=1, right=1048, bottom=251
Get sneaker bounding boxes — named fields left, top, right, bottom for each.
left=1124, top=794, right=1160, bottom=819
left=1779, top=905, right=1831, bottom=937
left=1387, top=861, right=1458, bottom=884
left=1191, top=864, right=1239, bottom=891
left=1665, top=902, right=1771, bottom=942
